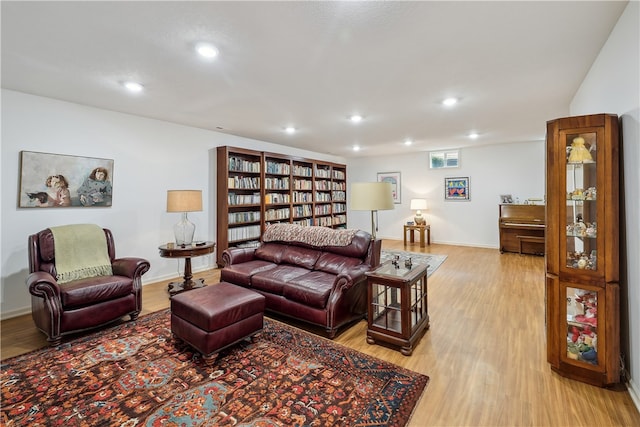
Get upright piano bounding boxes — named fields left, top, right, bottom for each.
left=499, top=204, right=545, bottom=255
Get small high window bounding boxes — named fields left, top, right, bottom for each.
left=429, top=150, right=459, bottom=169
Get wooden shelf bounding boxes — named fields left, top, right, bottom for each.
left=216, top=146, right=348, bottom=266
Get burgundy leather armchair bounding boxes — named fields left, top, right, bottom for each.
left=27, top=227, right=150, bottom=346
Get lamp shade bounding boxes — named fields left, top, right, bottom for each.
left=167, top=190, right=203, bottom=212
left=350, top=182, right=394, bottom=211
left=410, top=198, right=428, bottom=211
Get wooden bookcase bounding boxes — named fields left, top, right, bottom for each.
left=545, top=113, right=620, bottom=387
left=216, top=146, right=347, bottom=266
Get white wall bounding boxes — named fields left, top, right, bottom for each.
left=570, top=1, right=640, bottom=407
left=0, top=89, right=344, bottom=319
left=347, top=141, right=546, bottom=246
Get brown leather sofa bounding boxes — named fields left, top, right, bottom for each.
left=221, top=224, right=381, bottom=338
left=27, top=227, right=150, bottom=345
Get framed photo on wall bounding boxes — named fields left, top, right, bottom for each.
left=444, top=176, right=470, bottom=201
left=377, top=171, right=401, bottom=204
left=18, top=151, right=114, bottom=208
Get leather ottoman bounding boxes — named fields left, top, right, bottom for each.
left=170, top=282, right=265, bottom=356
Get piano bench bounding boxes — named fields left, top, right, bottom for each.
left=517, top=235, right=545, bottom=255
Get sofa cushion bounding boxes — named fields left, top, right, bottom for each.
left=322, top=230, right=372, bottom=258
left=254, top=243, right=284, bottom=264
left=281, top=245, right=321, bottom=269
left=251, top=265, right=310, bottom=294
left=314, top=252, right=364, bottom=275
left=60, top=275, right=133, bottom=309
left=282, top=271, right=335, bottom=309
left=220, top=260, right=277, bottom=287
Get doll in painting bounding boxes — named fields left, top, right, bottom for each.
left=45, top=174, right=71, bottom=207
left=78, top=167, right=112, bottom=206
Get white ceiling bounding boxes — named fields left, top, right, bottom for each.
left=1, top=1, right=628, bottom=158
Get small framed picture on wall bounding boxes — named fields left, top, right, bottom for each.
left=444, top=176, right=470, bottom=201
left=377, top=171, right=401, bottom=204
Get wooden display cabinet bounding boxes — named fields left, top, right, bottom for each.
left=545, top=113, right=620, bottom=387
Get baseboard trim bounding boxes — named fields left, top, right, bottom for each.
left=628, top=377, right=640, bottom=414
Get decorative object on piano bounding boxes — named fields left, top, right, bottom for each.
left=524, top=198, right=544, bottom=205
left=500, top=194, right=513, bottom=204
left=410, top=198, right=428, bottom=224
left=444, top=176, right=470, bottom=201
left=376, top=171, right=401, bottom=204
left=567, top=136, right=594, bottom=163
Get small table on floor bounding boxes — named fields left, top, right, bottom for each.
left=366, top=260, right=430, bottom=356
left=158, top=242, right=215, bottom=296
left=403, top=224, right=431, bottom=248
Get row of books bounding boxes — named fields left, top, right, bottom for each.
left=228, top=225, right=261, bottom=243
left=293, top=205, right=313, bottom=217
left=293, top=165, right=313, bottom=177
left=314, top=180, right=331, bottom=190
left=228, top=192, right=261, bottom=205
left=228, top=176, right=260, bottom=189
left=332, top=191, right=346, bottom=201
left=265, top=161, right=291, bottom=175
left=228, top=211, right=260, bottom=224
left=265, top=208, right=290, bottom=221
left=333, top=214, right=347, bottom=225
left=293, top=180, right=313, bottom=190
left=315, top=204, right=332, bottom=215
left=315, top=192, right=331, bottom=202
left=264, top=177, right=290, bottom=189
left=293, top=191, right=313, bottom=202
left=229, top=157, right=261, bottom=173
left=265, top=193, right=291, bottom=204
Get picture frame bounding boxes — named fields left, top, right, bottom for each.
left=18, top=151, right=114, bottom=208
left=500, top=194, right=514, bottom=204
left=444, top=176, right=470, bottom=201
left=377, top=171, right=401, bottom=204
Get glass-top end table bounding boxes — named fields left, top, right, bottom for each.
left=366, top=260, right=430, bottom=356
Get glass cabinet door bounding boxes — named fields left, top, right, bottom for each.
left=563, top=131, right=598, bottom=272
left=562, top=283, right=605, bottom=369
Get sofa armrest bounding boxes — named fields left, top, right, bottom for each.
left=332, top=264, right=371, bottom=293
left=112, top=257, right=151, bottom=279
left=222, top=248, right=257, bottom=266
left=27, top=271, right=62, bottom=300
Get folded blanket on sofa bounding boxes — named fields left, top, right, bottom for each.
left=262, top=223, right=358, bottom=247
left=50, top=224, right=113, bottom=284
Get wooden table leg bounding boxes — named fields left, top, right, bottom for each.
left=427, top=227, right=431, bottom=245
left=419, top=228, right=425, bottom=248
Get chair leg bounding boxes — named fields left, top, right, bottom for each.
left=130, top=311, right=140, bottom=321
left=48, top=336, right=62, bottom=347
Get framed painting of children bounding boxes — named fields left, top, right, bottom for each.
left=18, top=151, right=114, bottom=208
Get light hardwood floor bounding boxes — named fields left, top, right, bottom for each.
left=2, top=241, right=639, bottom=426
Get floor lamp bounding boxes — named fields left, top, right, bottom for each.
left=350, top=182, right=395, bottom=239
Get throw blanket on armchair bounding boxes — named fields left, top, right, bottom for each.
left=262, top=223, right=358, bottom=247
left=50, top=224, right=113, bottom=284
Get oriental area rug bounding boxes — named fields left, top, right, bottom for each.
left=381, top=250, right=447, bottom=277
left=1, top=309, right=429, bottom=427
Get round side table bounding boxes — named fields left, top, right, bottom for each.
left=158, top=242, right=215, bottom=296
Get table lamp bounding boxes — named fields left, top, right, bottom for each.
left=410, top=198, right=428, bottom=225
left=350, top=182, right=394, bottom=239
left=167, top=190, right=203, bottom=246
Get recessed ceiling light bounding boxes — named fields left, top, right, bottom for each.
left=349, top=115, right=363, bottom=123
left=123, top=81, right=143, bottom=93
left=196, top=43, right=219, bottom=59
left=285, top=126, right=296, bottom=134
left=442, top=97, right=458, bottom=107
left=469, top=132, right=479, bottom=139
left=404, top=139, right=413, bottom=146
left=353, top=145, right=361, bottom=151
